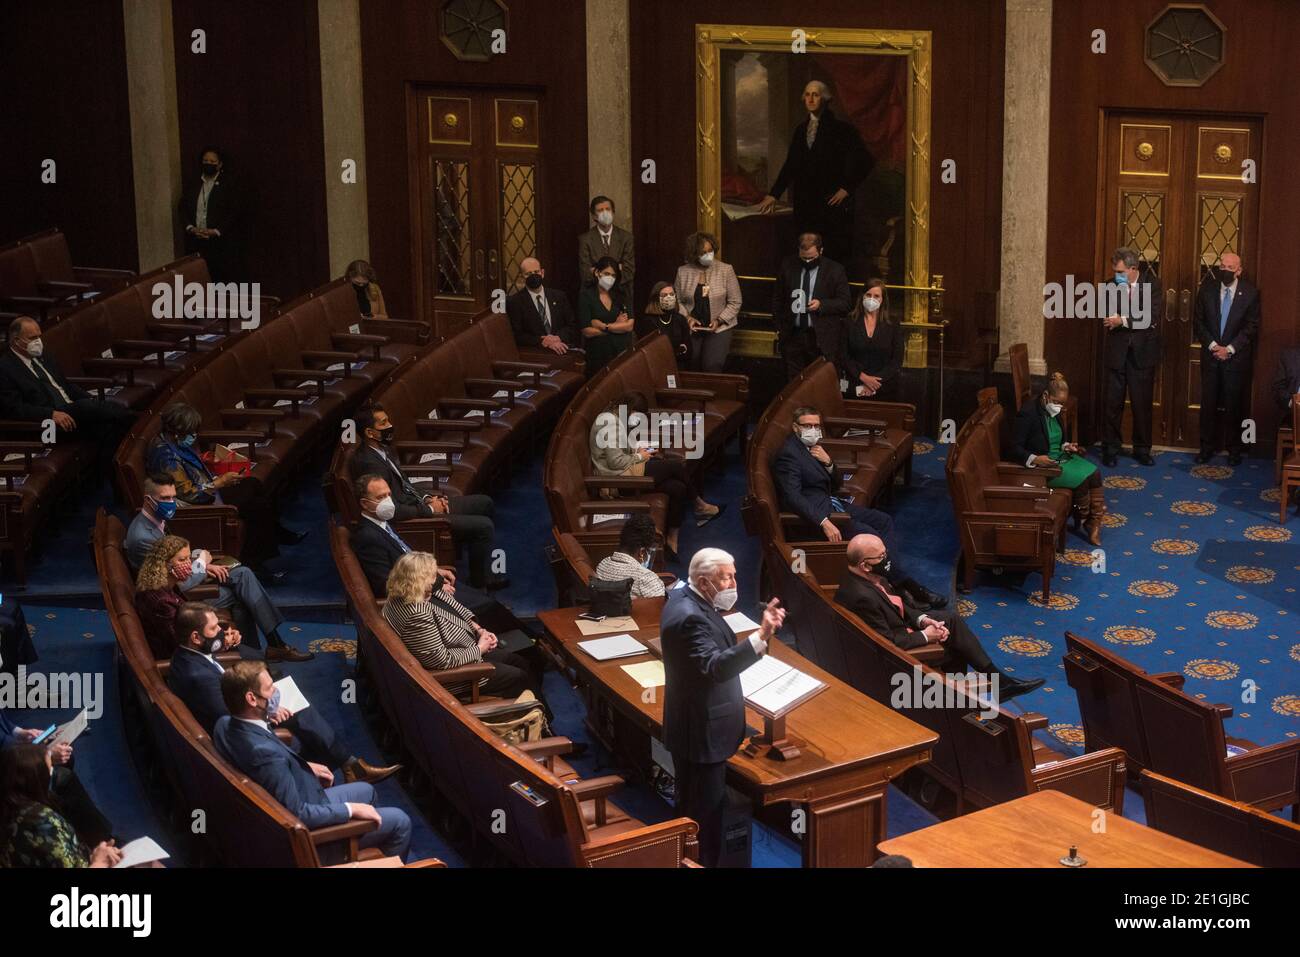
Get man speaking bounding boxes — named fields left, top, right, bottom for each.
left=661, top=548, right=785, bottom=867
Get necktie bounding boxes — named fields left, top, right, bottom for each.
left=382, top=522, right=411, bottom=554
left=806, top=114, right=819, bottom=149
left=31, top=358, right=71, bottom=405
left=535, top=294, right=550, bottom=334
left=799, top=265, right=813, bottom=329
left=602, top=232, right=610, bottom=251
left=1219, top=287, right=1232, bottom=339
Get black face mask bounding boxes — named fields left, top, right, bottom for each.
left=1217, top=267, right=1236, bottom=285
left=201, top=163, right=220, bottom=178
left=377, top=426, right=395, bottom=445
left=866, top=552, right=892, bottom=576
left=524, top=274, right=544, bottom=291
left=800, top=256, right=820, bottom=270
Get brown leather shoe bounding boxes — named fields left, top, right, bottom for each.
left=265, top=644, right=314, bottom=663
left=344, top=758, right=402, bottom=785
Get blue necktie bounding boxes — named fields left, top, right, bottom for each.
left=1219, top=287, right=1232, bottom=339
left=382, top=523, right=410, bottom=554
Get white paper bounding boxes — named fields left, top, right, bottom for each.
left=723, top=611, right=761, bottom=634
left=113, top=836, right=170, bottom=869
left=747, top=668, right=823, bottom=715
left=666, top=374, right=677, bottom=389
left=588, top=513, right=629, bottom=525
left=739, top=656, right=793, bottom=698
left=49, top=709, right=89, bottom=747
left=349, top=323, right=361, bottom=335
left=100, top=348, right=113, bottom=359
left=419, top=452, right=447, bottom=463
left=273, top=676, right=310, bottom=715
left=165, top=350, right=184, bottom=360
left=577, top=634, right=648, bottom=661
left=234, top=399, right=246, bottom=409
left=197, top=333, right=222, bottom=342
left=670, top=579, right=687, bottom=590
left=326, top=363, right=346, bottom=372
left=517, top=389, right=538, bottom=399
left=492, top=390, right=510, bottom=399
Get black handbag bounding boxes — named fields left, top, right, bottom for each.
left=586, top=575, right=632, bottom=618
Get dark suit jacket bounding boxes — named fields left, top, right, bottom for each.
left=772, top=255, right=851, bottom=350
left=834, top=569, right=928, bottom=651
left=578, top=226, right=635, bottom=301
left=506, top=286, right=578, bottom=349
left=843, top=314, right=903, bottom=390
left=771, top=432, right=843, bottom=529
left=769, top=108, right=874, bottom=219
left=213, top=715, right=349, bottom=829
left=1009, top=396, right=1057, bottom=463
left=1102, top=275, right=1164, bottom=371
left=1193, top=277, right=1261, bottom=365
left=660, top=588, right=761, bottom=764
left=166, top=647, right=229, bottom=734
left=0, top=707, right=20, bottom=749
left=0, top=349, right=89, bottom=421
left=179, top=175, right=239, bottom=238
left=350, top=518, right=407, bottom=597
left=350, top=443, right=431, bottom=522
left=1274, top=347, right=1300, bottom=412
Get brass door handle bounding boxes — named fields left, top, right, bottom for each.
left=488, top=249, right=498, bottom=281
left=475, top=249, right=485, bottom=280
left=1179, top=288, right=1191, bottom=323
left=1166, top=288, right=1176, bottom=323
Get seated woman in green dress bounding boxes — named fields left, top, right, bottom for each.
left=0, top=744, right=121, bottom=868
left=1010, top=372, right=1106, bottom=545
left=578, top=256, right=635, bottom=376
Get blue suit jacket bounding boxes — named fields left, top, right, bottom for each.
left=772, top=432, right=843, bottom=529
left=660, top=588, right=761, bottom=764
left=167, top=649, right=229, bottom=734
left=212, top=715, right=350, bottom=829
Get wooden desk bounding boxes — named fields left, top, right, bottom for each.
left=878, top=790, right=1256, bottom=868
left=538, top=598, right=937, bottom=868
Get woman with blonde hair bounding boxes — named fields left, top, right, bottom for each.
left=133, top=535, right=201, bottom=658
left=674, top=232, right=741, bottom=372
left=1009, top=372, right=1105, bottom=544
left=382, top=551, right=543, bottom=703
left=344, top=259, right=388, bottom=319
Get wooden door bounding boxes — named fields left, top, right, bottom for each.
left=1100, top=113, right=1260, bottom=449
left=410, top=87, right=545, bottom=337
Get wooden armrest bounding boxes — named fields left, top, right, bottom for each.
left=984, top=485, right=1050, bottom=500
left=583, top=476, right=655, bottom=492
left=1149, top=671, right=1186, bottom=691
left=38, top=280, right=94, bottom=297
left=65, top=376, right=115, bottom=390
left=998, top=463, right=1060, bottom=480
left=401, top=463, right=453, bottom=477
left=1225, top=737, right=1300, bottom=770
left=332, top=333, right=386, bottom=360
left=430, top=662, right=494, bottom=685
left=222, top=407, right=284, bottom=421
left=196, top=429, right=266, bottom=447
left=359, top=317, right=428, bottom=343
left=415, top=418, right=480, bottom=434
left=245, top=388, right=309, bottom=406
left=823, top=415, right=887, bottom=433
left=579, top=500, right=650, bottom=514
left=273, top=368, right=335, bottom=386
left=580, top=817, right=700, bottom=865
left=518, top=736, right=576, bottom=760
left=301, top=349, right=358, bottom=363
left=308, top=818, right=378, bottom=849
left=1031, top=746, right=1127, bottom=813
left=570, top=774, right=625, bottom=826
left=439, top=397, right=500, bottom=412
left=1020, top=711, right=1051, bottom=732
left=113, top=337, right=174, bottom=352
left=465, top=377, right=524, bottom=393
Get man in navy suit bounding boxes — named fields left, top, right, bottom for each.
left=771, top=405, right=946, bottom=609
left=772, top=233, right=852, bottom=379
left=1193, top=251, right=1262, bottom=464
left=213, top=661, right=411, bottom=862
left=661, top=548, right=786, bottom=867
left=1101, top=247, right=1164, bottom=467
left=169, top=602, right=397, bottom=784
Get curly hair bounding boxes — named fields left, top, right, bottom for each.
left=386, top=551, right=439, bottom=603
left=137, top=534, right=189, bottom=592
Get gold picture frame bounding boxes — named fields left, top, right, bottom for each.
left=695, top=23, right=934, bottom=360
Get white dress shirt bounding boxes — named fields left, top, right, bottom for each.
left=1210, top=277, right=1239, bottom=355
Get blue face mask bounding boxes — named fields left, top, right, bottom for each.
left=154, top=498, right=178, bottom=521
left=1114, top=271, right=1129, bottom=286
left=179, top=434, right=197, bottom=448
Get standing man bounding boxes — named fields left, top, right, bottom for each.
left=506, top=256, right=581, bottom=369
left=772, top=232, right=851, bottom=379
left=1101, top=247, right=1164, bottom=467
left=1193, top=251, right=1261, bottom=465
left=578, top=195, right=635, bottom=305
left=757, top=80, right=874, bottom=263
left=661, top=548, right=785, bottom=868
left=179, top=146, right=241, bottom=282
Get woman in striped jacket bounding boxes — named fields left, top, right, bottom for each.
left=381, top=551, right=539, bottom=702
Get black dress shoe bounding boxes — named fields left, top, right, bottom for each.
left=998, top=675, right=1045, bottom=702
left=483, top=574, right=510, bottom=591
left=1195, top=450, right=1213, bottom=464
left=1228, top=452, right=1243, bottom=466
left=907, top=582, right=948, bottom=610
left=1134, top=451, right=1155, bottom=466
left=1102, top=451, right=1118, bottom=467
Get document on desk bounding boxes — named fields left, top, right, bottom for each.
left=49, top=709, right=88, bottom=747
left=577, top=633, right=648, bottom=661
left=723, top=611, right=761, bottom=634
left=574, top=615, right=638, bottom=636
left=273, top=676, right=311, bottom=715
left=621, top=660, right=665, bottom=689
left=740, top=658, right=826, bottom=716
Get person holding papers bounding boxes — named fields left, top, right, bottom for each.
left=834, top=535, right=1043, bottom=701
left=661, top=547, right=786, bottom=867
left=167, top=602, right=398, bottom=784
left=0, top=744, right=121, bottom=868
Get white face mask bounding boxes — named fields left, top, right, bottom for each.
left=373, top=496, right=396, bottom=522
left=1045, top=401, right=1063, bottom=417
left=698, top=252, right=715, bottom=267
left=659, top=295, right=677, bottom=311
left=25, top=338, right=44, bottom=358
left=863, top=296, right=881, bottom=313
left=711, top=586, right=738, bottom=611
left=597, top=274, right=616, bottom=291
left=596, top=210, right=614, bottom=227
left=798, top=426, right=822, bottom=447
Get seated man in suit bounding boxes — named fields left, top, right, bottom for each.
left=506, top=256, right=580, bottom=366
left=124, top=473, right=311, bottom=662
left=349, top=403, right=506, bottom=591
left=213, top=660, right=411, bottom=862
left=772, top=405, right=946, bottom=609
left=2, top=706, right=114, bottom=845
left=661, top=547, right=785, bottom=868
left=835, top=534, right=1043, bottom=701
left=169, top=602, right=397, bottom=783
left=1274, top=346, right=1300, bottom=412
left=0, top=315, right=134, bottom=467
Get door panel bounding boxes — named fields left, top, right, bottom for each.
left=1102, top=113, right=1260, bottom=450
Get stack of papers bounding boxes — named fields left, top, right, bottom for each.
left=272, top=676, right=310, bottom=715
left=575, top=615, right=638, bottom=636
left=113, top=837, right=170, bottom=869
left=739, top=657, right=825, bottom=716
left=577, top=633, right=647, bottom=661
left=723, top=611, right=761, bottom=634
left=621, top=660, right=665, bottom=689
